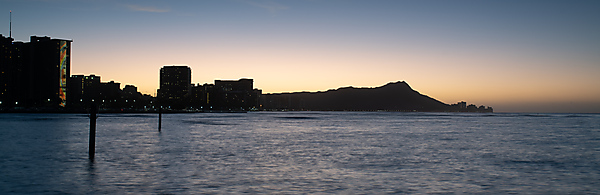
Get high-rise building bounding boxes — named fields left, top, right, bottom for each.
left=158, top=65, right=191, bottom=109
left=0, top=35, right=71, bottom=109
left=0, top=35, right=19, bottom=108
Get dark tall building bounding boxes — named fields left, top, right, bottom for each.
left=158, top=65, right=191, bottom=109
left=0, top=35, right=20, bottom=108
left=26, top=36, right=72, bottom=108
left=0, top=35, right=71, bottom=109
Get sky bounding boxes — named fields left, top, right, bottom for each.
left=2, top=0, right=600, bottom=113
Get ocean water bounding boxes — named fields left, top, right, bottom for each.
left=0, top=112, right=599, bottom=194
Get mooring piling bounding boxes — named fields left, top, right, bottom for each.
left=89, top=104, right=98, bottom=160
left=158, top=107, right=162, bottom=132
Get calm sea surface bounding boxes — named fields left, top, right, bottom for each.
left=0, top=112, right=599, bottom=194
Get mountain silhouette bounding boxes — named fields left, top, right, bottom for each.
left=260, top=81, right=454, bottom=111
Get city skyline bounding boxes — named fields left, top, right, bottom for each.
left=3, top=0, right=600, bottom=113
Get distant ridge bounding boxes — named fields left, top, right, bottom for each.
left=260, top=81, right=491, bottom=112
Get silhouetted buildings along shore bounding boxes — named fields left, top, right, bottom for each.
left=1, top=35, right=71, bottom=110
left=157, top=65, right=261, bottom=111
left=1, top=35, right=491, bottom=113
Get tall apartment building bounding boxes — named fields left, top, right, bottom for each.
left=158, top=65, right=191, bottom=109
left=0, top=35, right=20, bottom=108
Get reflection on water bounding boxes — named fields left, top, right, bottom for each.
left=0, top=112, right=599, bottom=194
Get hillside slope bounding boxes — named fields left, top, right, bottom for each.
left=260, top=81, right=451, bottom=111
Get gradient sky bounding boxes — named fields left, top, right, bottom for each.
left=3, top=0, right=600, bottom=113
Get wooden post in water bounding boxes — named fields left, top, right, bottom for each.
left=89, top=104, right=98, bottom=160
left=158, top=107, right=162, bottom=132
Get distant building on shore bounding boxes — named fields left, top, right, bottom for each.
left=158, top=65, right=192, bottom=109
left=189, top=79, right=260, bottom=111
left=213, top=79, right=259, bottom=110
left=450, top=101, right=493, bottom=113
left=157, top=65, right=260, bottom=111
left=67, top=74, right=154, bottom=111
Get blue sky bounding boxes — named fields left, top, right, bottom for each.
left=3, top=0, right=600, bottom=112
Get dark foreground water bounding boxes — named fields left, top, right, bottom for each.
left=1, top=112, right=599, bottom=194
